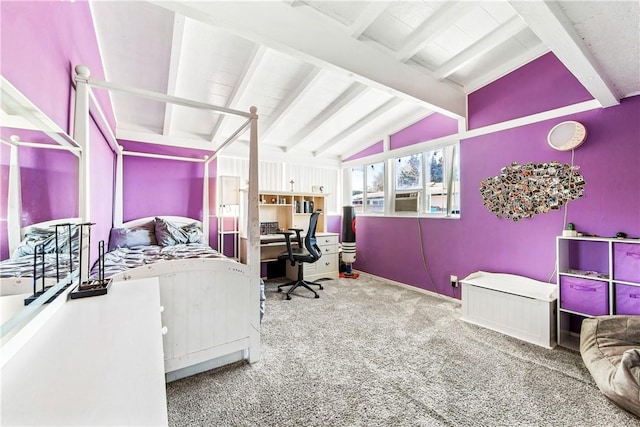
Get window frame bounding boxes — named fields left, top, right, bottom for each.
left=346, top=141, right=460, bottom=219
left=350, top=161, right=386, bottom=215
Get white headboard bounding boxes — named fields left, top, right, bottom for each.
left=21, top=218, right=83, bottom=236
left=9, top=217, right=83, bottom=255
left=121, top=216, right=202, bottom=229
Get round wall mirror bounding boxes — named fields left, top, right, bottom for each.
left=547, top=121, right=587, bottom=151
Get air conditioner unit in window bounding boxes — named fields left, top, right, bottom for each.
left=395, top=191, right=419, bottom=212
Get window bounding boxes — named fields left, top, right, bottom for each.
left=366, top=162, right=385, bottom=213
left=449, top=145, right=460, bottom=215
left=351, top=165, right=364, bottom=213
left=347, top=142, right=459, bottom=217
left=422, top=144, right=459, bottom=216
left=425, top=148, right=445, bottom=213
left=351, top=162, right=385, bottom=214
left=394, top=154, right=422, bottom=213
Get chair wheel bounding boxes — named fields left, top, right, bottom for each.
left=319, top=285, right=324, bottom=290
left=286, top=295, right=291, bottom=300
left=314, top=294, right=320, bottom=299
left=277, top=288, right=282, bottom=292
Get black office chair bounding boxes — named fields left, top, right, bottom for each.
left=277, top=211, right=323, bottom=300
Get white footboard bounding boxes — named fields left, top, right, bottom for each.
left=110, top=258, right=260, bottom=381
left=1, top=277, right=56, bottom=296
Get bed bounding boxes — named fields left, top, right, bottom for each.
left=2, top=66, right=262, bottom=388
left=90, top=216, right=262, bottom=382
left=0, top=218, right=81, bottom=297
left=71, top=66, right=262, bottom=382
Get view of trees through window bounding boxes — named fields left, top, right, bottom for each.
left=427, top=149, right=444, bottom=184
left=396, top=154, right=422, bottom=190
left=426, top=149, right=446, bottom=213
left=351, top=165, right=364, bottom=213
left=351, top=163, right=385, bottom=213
left=366, top=162, right=384, bottom=213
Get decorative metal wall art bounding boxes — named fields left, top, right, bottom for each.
left=479, top=161, right=585, bottom=222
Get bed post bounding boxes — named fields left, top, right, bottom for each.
left=202, top=156, right=210, bottom=246
left=114, top=147, right=124, bottom=227
left=7, top=137, right=22, bottom=254
left=247, top=106, right=260, bottom=363
left=74, top=65, right=92, bottom=223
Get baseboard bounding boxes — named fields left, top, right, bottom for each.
left=355, top=271, right=461, bottom=306
left=165, top=350, right=245, bottom=383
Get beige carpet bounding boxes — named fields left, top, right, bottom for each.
left=166, top=273, right=639, bottom=426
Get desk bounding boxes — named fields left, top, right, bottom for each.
left=1, top=278, right=168, bottom=426
left=260, top=234, right=296, bottom=262
left=260, top=232, right=340, bottom=281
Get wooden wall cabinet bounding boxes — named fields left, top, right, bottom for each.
left=556, top=236, right=640, bottom=350
left=258, top=191, right=339, bottom=281
left=259, top=191, right=328, bottom=235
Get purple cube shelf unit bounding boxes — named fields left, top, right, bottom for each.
left=556, top=236, right=640, bottom=350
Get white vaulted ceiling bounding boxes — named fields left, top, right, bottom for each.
left=89, top=0, right=640, bottom=162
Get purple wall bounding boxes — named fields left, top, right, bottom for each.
left=122, top=156, right=204, bottom=222
left=468, top=53, right=593, bottom=129
left=89, top=121, right=115, bottom=261
left=119, top=140, right=217, bottom=246
left=19, top=147, right=79, bottom=226
left=390, top=113, right=458, bottom=150
left=0, top=129, right=79, bottom=257
left=344, top=113, right=459, bottom=162
left=1, top=1, right=115, bottom=264
left=1, top=1, right=114, bottom=133
left=354, top=54, right=640, bottom=299
left=327, top=215, right=342, bottom=236
left=344, top=140, right=384, bottom=162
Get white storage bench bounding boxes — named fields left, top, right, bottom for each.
left=460, top=271, right=558, bottom=348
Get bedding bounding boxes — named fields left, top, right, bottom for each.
left=89, top=243, right=227, bottom=278
left=12, top=224, right=79, bottom=259
left=94, top=218, right=221, bottom=278
left=108, top=221, right=157, bottom=250
left=154, top=217, right=203, bottom=246
left=0, top=253, right=76, bottom=279
left=0, top=224, right=79, bottom=280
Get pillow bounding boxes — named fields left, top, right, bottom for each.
left=154, top=217, right=203, bottom=246
left=12, top=225, right=79, bottom=259
left=182, top=222, right=204, bottom=244
left=108, top=222, right=157, bottom=251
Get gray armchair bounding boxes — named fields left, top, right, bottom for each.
left=580, top=315, right=640, bottom=417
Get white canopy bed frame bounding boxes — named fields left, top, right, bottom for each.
left=1, top=66, right=261, bottom=385
left=0, top=76, right=85, bottom=347
left=73, top=64, right=262, bottom=380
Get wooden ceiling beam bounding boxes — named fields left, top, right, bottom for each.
left=210, top=44, right=267, bottom=147
left=433, top=16, right=529, bottom=81
left=150, top=0, right=465, bottom=118
left=260, top=67, right=324, bottom=141
left=162, top=14, right=186, bottom=136
left=508, top=0, right=619, bottom=106
left=395, top=1, right=477, bottom=63
left=464, top=42, right=548, bottom=94
left=349, top=2, right=391, bottom=38
left=285, top=83, right=368, bottom=152
left=313, top=98, right=403, bottom=157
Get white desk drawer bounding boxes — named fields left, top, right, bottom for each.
left=319, top=244, right=337, bottom=255
left=286, top=253, right=339, bottom=281
left=304, top=254, right=338, bottom=277
left=316, top=234, right=338, bottom=246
